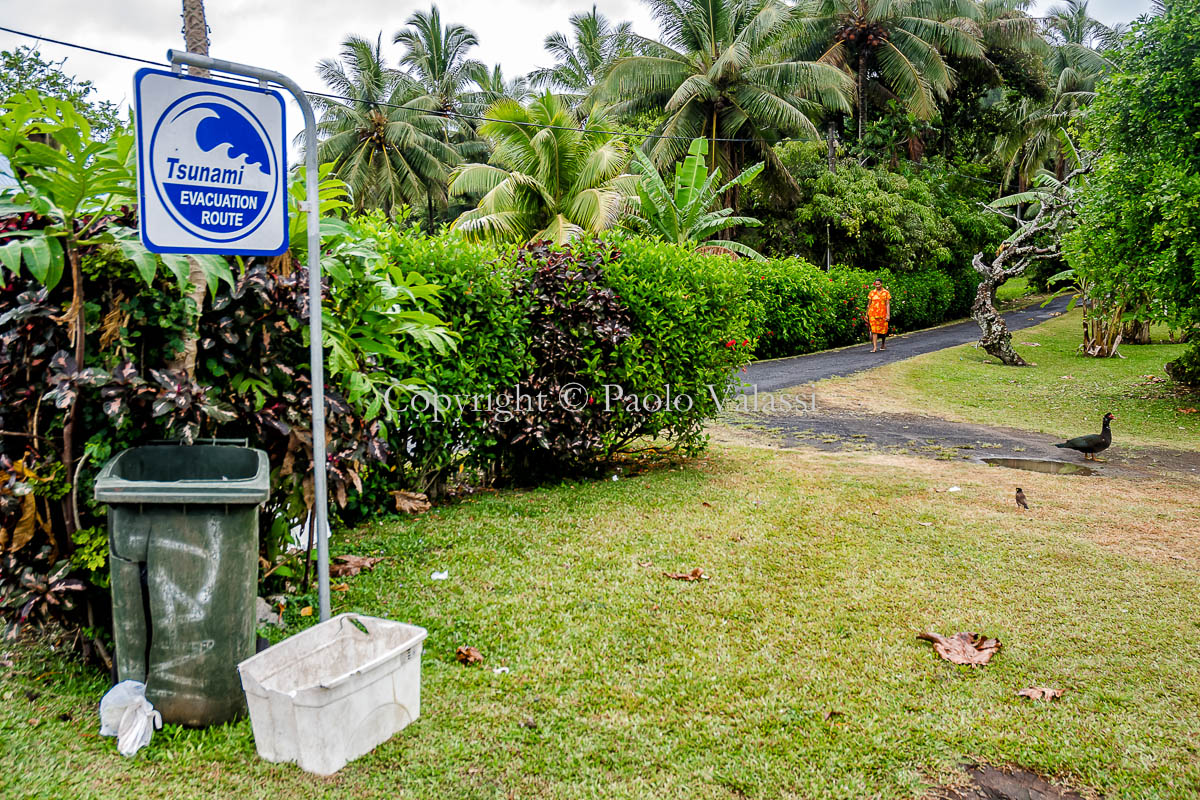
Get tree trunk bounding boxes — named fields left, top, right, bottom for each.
left=61, top=245, right=86, bottom=539
left=971, top=277, right=1028, bottom=366
left=182, top=0, right=210, bottom=72
left=856, top=54, right=867, bottom=142
left=169, top=0, right=212, bottom=378
left=1121, top=318, right=1151, bottom=345
left=827, top=118, right=837, bottom=173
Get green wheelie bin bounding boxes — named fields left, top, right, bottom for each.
left=94, top=443, right=270, bottom=727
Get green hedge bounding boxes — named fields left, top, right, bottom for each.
left=348, top=227, right=754, bottom=493
left=747, top=258, right=973, bottom=359
left=599, top=234, right=753, bottom=448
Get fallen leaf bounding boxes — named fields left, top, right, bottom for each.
left=664, top=567, right=708, bottom=581
left=701, top=501, right=713, bottom=508
left=1017, top=686, right=1064, bottom=701
left=331, top=583, right=350, bottom=592
left=389, top=490, right=431, bottom=514
left=1178, top=407, right=1198, bottom=414
left=918, top=522, right=933, bottom=527
left=455, top=645, right=484, bottom=665
left=8, top=494, right=37, bottom=553
left=520, top=717, right=538, bottom=729
left=917, top=631, right=1002, bottom=666
left=329, top=554, right=384, bottom=577
left=299, top=606, right=313, bottom=617
left=637, top=561, right=653, bottom=568
left=824, top=710, right=843, bottom=721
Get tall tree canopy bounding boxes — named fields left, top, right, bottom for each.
left=311, top=34, right=460, bottom=219
left=794, top=0, right=987, bottom=141
left=529, top=5, right=641, bottom=107
left=1066, top=0, right=1200, bottom=382
left=597, top=0, right=852, bottom=189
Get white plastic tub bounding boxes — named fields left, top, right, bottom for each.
left=237, top=613, right=427, bottom=775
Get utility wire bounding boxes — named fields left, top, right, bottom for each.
left=0, top=24, right=1004, bottom=186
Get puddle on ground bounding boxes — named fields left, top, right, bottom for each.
left=981, top=457, right=1096, bottom=476
left=934, top=764, right=1088, bottom=800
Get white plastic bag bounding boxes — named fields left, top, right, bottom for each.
left=99, top=680, right=162, bottom=757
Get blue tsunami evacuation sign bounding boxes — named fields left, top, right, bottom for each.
left=135, top=68, right=288, bottom=255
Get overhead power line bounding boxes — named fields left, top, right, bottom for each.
left=0, top=24, right=1004, bottom=187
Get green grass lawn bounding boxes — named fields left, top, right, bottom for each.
left=995, top=276, right=1035, bottom=304
left=3, top=446, right=1199, bottom=799
left=819, top=310, right=1200, bottom=450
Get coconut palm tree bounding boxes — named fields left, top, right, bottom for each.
left=1044, top=0, right=1114, bottom=94
left=448, top=93, right=637, bottom=244
left=794, top=0, right=987, bottom=141
left=528, top=5, right=641, bottom=108
left=974, top=0, right=1047, bottom=57
left=597, top=0, right=852, bottom=193
left=465, top=63, right=532, bottom=107
left=394, top=4, right=486, bottom=141
left=310, top=34, right=460, bottom=220
left=994, top=0, right=1113, bottom=192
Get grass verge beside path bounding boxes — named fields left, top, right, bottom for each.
left=815, top=310, right=1200, bottom=450
left=3, top=446, right=1199, bottom=799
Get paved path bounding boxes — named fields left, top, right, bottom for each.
left=742, top=295, right=1071, bottom=393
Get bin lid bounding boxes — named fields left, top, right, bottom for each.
left=94, top=445, right=271, bottom=505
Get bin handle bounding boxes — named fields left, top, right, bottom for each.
left=149, top=437, right=250, bottom=447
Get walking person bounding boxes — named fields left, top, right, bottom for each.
left=866, top=279, right=891, bottom=352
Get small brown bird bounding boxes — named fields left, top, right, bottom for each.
left=1015, top=487, right=1029, bottom=510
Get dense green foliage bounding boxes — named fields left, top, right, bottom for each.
left=742, top=141, right=1007, bottom=279
left=1065, top=0, right=1200, bottom=382
left=312, top=35, right=461, bottom=220
left=0, top=46, right=119, bottom=134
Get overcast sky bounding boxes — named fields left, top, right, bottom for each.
left=0, top=0, right=1154, bottom=144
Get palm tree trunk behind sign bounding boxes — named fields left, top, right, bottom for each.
left=172, top=0, right=210, bottom=377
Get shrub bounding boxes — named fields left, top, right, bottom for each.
left=598, top=234, right=753, bottom=446
left=745, top=257, right=838, bottom=358
left=349, top=213, right=530, bottom=498
left=483, top=237, right=752, bottom=480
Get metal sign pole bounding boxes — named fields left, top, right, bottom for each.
left=166, top=49, right=331, bottom=622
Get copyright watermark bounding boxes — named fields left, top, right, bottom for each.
left=408, top=384, right=817, bottom=422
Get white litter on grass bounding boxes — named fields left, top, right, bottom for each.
left=919, top=522, right=933, bottom=527
left=492, top=667, right=510, bottom=675
left=430, top=571, right=449, bottom=581
left=99, top=681, right=162, bottom=757
left=611, top=475, right=619, bottom=481
left=947, top=486, right=962, bottom=493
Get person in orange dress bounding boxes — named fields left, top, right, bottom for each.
left=866, top=279, right=891, bottom=352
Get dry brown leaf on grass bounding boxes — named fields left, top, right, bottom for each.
left=1017, top=687, right=1064, bottom=701
left=918, top=632, right=1001, bottom=666
left=329, top=555, right=385, bottom=577
left=299, top=606, right=313, bottom=617
left=390, top=490, right=431, bottom=514
left=455, top=646, right=484, bottom=666
left=331, top=583, right=350, bottom=592
left=1178, top=407, right=1198, bottom=414
left=664, top=568, right=708, bottom=581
